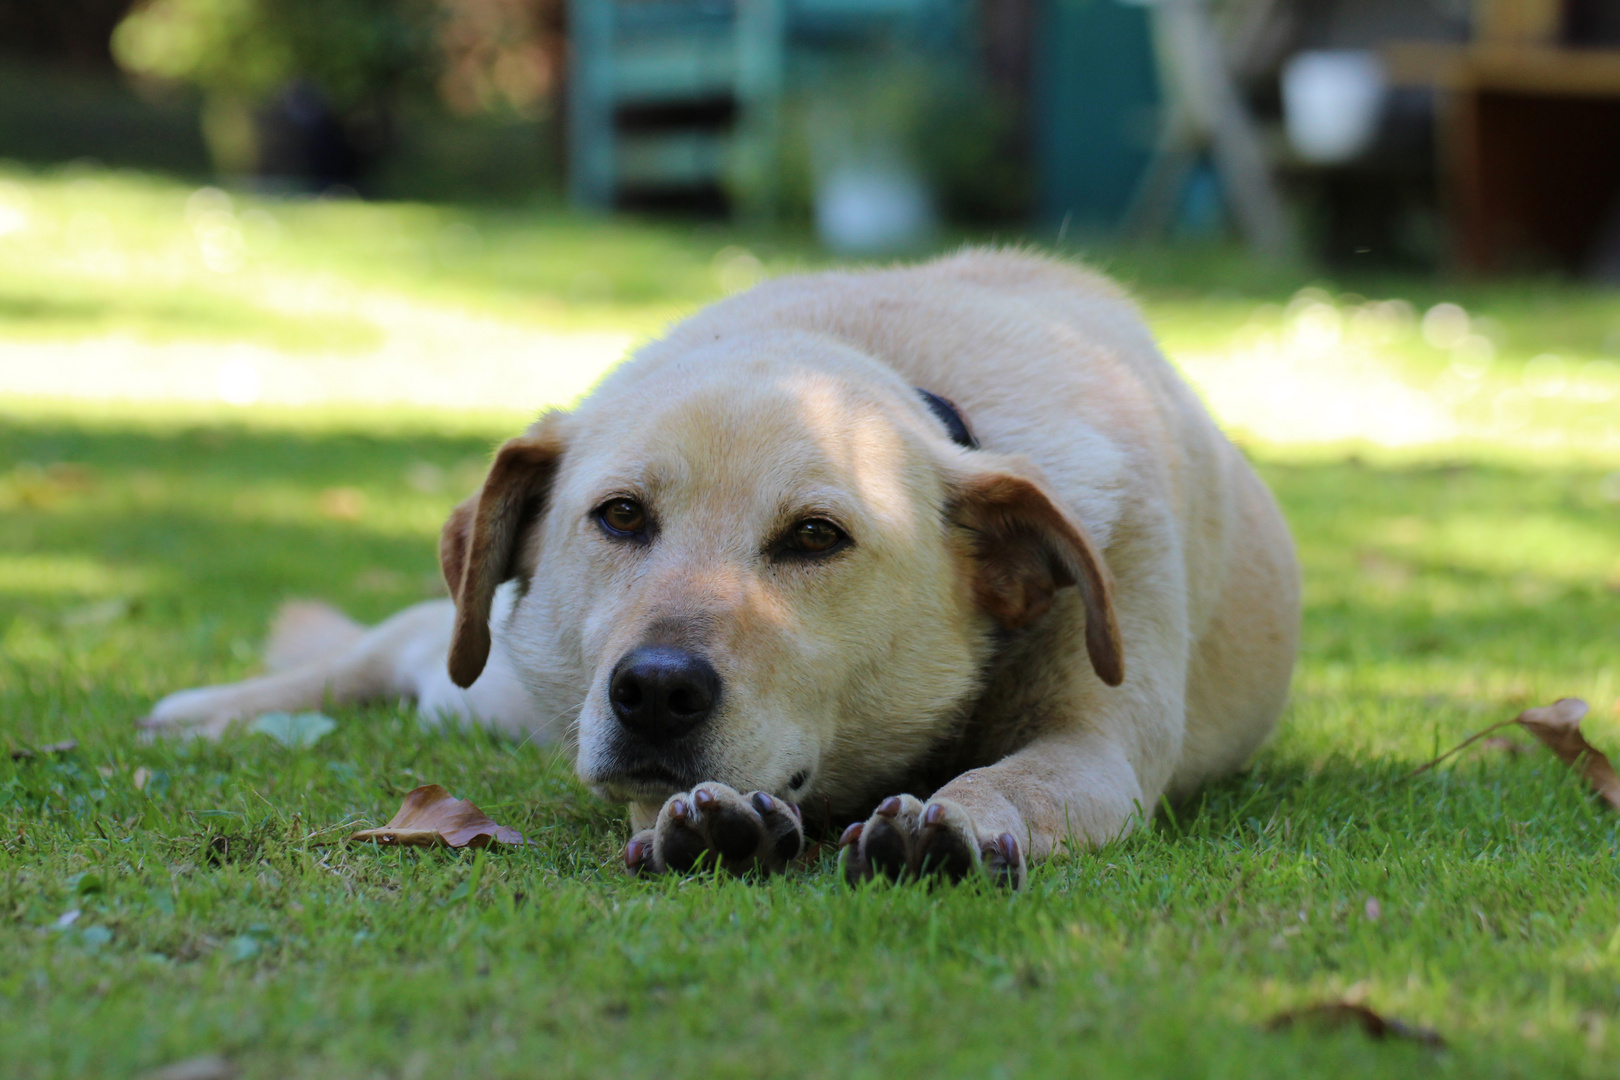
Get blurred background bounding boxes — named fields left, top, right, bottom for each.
left=5, top=0, right=1620, bottom=262
left=0, top=0, right=1617, bottom=448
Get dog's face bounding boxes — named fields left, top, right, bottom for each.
left=439, top=336, right=1122, bottom=812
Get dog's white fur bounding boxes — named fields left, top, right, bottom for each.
left=146, top=250, right=1300, bottom=881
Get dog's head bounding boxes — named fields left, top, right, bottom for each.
left=438, top=334, right=1121, bottom=811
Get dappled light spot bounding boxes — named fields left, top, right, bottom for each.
left=215, top=358, right=260, bottom=406
left=0, top=554, right=154, bottom=598
left=317, top=487, right=367, bottom=522
left=0, top=461, right=97, bottom=509
left=1175, top=290, right=1620, bottom=456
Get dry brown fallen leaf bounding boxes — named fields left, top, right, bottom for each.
left=1266, top=1002, right=1444, bottom=1047
left=1408, top=698, right=1620, bottom=809
left=1521, top=699, right=1620, bottom=808
left=349, top=784, right=531, bottom=848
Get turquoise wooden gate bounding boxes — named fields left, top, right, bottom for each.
left=567, top=0, right=940, bottom=215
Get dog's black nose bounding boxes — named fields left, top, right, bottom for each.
left=608, top=646, right=720, bottom=741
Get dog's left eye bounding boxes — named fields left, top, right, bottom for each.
left=783, top=518, right=847, bottom=555
left=596, top=497, right=648, bottom=537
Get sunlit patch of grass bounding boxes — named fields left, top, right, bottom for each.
left=0, top=553, right=157, bottom=598
left=3, top=164, right=1618, bottom=468
left=0, top=163, right=803, bottom=344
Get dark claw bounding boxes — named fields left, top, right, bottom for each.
left=751, top=791, right=775, bottom=815
left=922, top=803, right=945, bottom=827
left=625, top=837, right=649, bottom=872
left=876, top=796, right=902, bottom=818
left=693, top=788, right=715, bottom=812
left=669, top=798, right=690, bottom=822
left=982, top=832, right=1022, bottom=888
left=839, top=822, right=864, bottom=847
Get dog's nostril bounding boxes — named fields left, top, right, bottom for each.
left=608, top=645, right=720, bottom=741
left=666, top=685, right=710, bottom=718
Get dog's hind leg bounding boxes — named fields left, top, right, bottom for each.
left=142, top=599, right=453, bottom=739
left=142, top=590, right=533, bottom=741
left=262, top=601, right=367, bottom=672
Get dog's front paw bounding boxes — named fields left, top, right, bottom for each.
left=839, top=795, right=1026, bottom=890
left=623, top=782, right=803, bottom=877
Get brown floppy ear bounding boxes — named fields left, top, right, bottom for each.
left=438, top=495, right=477, bottom=598
left=439, top=414, right=568, bottom=688
left=952, top=470, right=1124, bottom=687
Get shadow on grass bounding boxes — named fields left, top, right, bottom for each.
left=1151, top=715, right=1616, bottom=867
left=0, top=417, right=503, bottom=630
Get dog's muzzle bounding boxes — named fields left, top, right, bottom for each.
left=581, top=645, right=723, bottom=802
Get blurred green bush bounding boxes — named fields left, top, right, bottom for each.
left=112, top=0, right=434, bottom=106
left=108, top=0, right=561, bottom=190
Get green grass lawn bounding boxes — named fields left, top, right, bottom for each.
left=2, top=164, right=1620, bottom=1079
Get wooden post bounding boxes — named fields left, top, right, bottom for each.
left=1125, top=0, right=1297, bottom=261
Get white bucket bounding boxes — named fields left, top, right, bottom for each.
left=814, top=161, right=936, bottom=254
left=1281, top=50, right=1387, bottom=165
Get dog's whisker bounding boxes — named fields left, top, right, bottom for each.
left=509, top=700, right=586, bottom=755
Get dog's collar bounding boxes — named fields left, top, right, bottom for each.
left=916, top=389, right=979, bottom=450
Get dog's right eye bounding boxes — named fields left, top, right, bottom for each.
left=596, top=498, right=648, bottom=537
left=780, top=517, right=848, bottom=556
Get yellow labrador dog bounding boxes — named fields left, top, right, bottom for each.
left=145, top=249, right=1300, bottom=888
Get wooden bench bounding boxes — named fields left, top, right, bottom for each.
left=1386, top=0, right=1620, bottom=272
